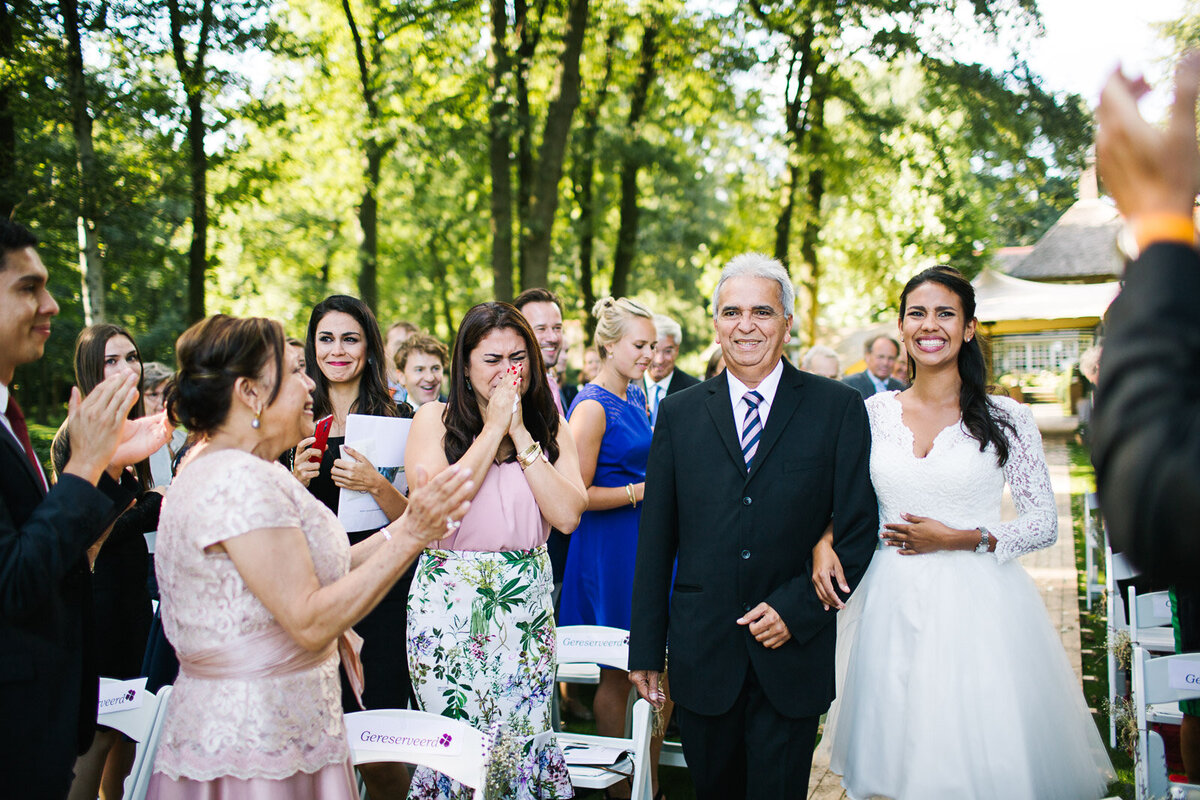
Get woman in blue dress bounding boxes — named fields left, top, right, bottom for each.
left=559, top=295, right=661, bottom=798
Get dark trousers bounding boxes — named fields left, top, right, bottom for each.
left=675, top=667, right=819, bottom=800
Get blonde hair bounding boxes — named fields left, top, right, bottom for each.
left=591, top=296, right=654, bottom=358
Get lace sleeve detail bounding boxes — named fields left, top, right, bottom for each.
left=192, top=454, right=301, bottom=550
left=991, top=398, right=1057, bottom=563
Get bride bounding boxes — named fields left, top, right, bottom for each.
left=812, top=266, right=1113, bottom=800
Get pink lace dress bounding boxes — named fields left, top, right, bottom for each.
left=147, top=449, right=357, bottom=799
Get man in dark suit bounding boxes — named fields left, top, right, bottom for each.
left=629, top=253, right=879, bottom=799
left=842, top=335, right=904, bottom=398
left=644, top=313, right=700, bottom=427
left=0, top=219, right=167, bottom=798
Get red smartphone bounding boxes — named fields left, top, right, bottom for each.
left=310, top=415, right=334, bottom=463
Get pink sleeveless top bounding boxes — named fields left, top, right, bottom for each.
left=435, top=460, right=550, bottom=551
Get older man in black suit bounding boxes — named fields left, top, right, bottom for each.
left=644, top=313, right=700, bottom=427
left=0, top=219, right=168, bottom=798
left=843, top=335, right=904, bottom=398
left=629, top=253, right=878, bottom=799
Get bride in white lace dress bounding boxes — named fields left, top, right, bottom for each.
left=812, top=267, right=1113, bottom=800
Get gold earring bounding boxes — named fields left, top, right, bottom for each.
left=251, top=409, right=261, bottom=429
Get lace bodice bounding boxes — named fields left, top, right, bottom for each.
left=153, top=449, right=351, bottom=781
left=866, top=392, right=1056, bottom=563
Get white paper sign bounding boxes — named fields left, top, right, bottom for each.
left=345, top=714, right=464, bottom=757
left=557, top=629, right=629, bottom=670
left=1168, top=659, right=1200, bottom=692
left=560, top=743, right=629, bottom=766
left=337, top=415, right=413, bottom=532
left=98, top=678, right=148, bottom=715
left=1152, top=593, right=1173, bottom=620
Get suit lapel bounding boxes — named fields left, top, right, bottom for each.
left=0, top=426, right=46, bottom=497
left=705, top=375, right=746, bottom=473
left=748, top=362, right=803, bottom=477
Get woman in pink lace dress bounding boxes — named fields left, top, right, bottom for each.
left=147, top=315, right=475, bottom=799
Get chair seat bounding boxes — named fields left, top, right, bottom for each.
left=558, top=732, right=633, bottom=790
left=556, top=663, right=601, bottom=684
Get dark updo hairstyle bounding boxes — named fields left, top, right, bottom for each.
left=900, top=265, right=1016, bottom=465
left=443, top=302, right=560, bottom=465
left=167, top=315, right=286, bottom=435
left=305, top=294, right=399, bottom=420
left=53, top=324, right=151, bottom=490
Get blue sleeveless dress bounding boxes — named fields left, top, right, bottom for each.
left=558, top=382, right=652, bottom=632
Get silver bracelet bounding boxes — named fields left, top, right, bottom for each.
left=379, top=527, right=392, bottom=542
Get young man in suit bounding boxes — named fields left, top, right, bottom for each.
left=629, top=253, right=879, bottom=799
left=0, top=219, right=168, bottom=798
left=644, top=314, right=700, bottom=427
left=843, top=335, right=904, bottom=398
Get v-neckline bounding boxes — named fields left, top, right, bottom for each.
left=889, top=392, right=960, bottom=460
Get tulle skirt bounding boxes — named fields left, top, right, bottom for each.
left=825, top=547, right=1113, bottom=800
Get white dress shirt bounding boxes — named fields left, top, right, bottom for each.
left=726, top=359, right=785, bottom=431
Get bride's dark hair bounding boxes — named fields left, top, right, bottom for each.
left=899, top=266, right=1016, bottom=466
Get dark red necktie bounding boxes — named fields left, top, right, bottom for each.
left=5, top=396, right=47, bottom=492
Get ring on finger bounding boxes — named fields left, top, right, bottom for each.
left=444, top=516, right=462, bottom=535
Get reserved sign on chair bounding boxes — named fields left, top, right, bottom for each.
left=98, top=677, right=148, bottom=714
left=345, top=714, right=465, bottom=757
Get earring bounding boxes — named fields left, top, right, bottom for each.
left=251, top=411, right=261, bottom=429
left=465, top=378, right=473, bottom=393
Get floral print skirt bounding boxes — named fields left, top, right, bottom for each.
left=406, top=545, right=572, bottom=800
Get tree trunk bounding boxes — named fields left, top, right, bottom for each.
left=488, top=0, right=514, bottom=301
left=798, top=73, right=828, bottom=344
left=572, top=24, right=616, bottom=330
left=519, top=0, right=589, bottom=292
left=358, top=145, right=381, bottom=310
left=169, top=0, right=214, bottom=324
left=609, top=17, right=660, bottom=298
left=61, top=0, right=105, bottom=324
left=769, top=25, right=818, bottom=272
left=0, top=0, right=18, bottom=217
left=513, top=0, right=535, bottom=290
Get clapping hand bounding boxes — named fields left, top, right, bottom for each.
left=65, top=372, right=170, bottom=484
left=399, top=464, right=473, bottom=546
left=112, top=411, right=174, bottom=471
left=1097, top=52, right=1200, bottom=222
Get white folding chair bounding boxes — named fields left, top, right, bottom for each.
left=1130, top=588, right=1178, bottom=653
left=1131, top=647, right=1200, bottom=799
left=95, top=678, right=173, bottom=800
left=1084, top=493, right=1104, bottom=610
left=1109, top=546, right=1143, bottom=747
left=552, top=626, right=656, bottom=798
left=345, top=709, right=494, bottom=800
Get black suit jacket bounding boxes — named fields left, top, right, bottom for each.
left=0, top=419, right=132, bottom=798
left=1093, top=242, right=1200, bottom=585
left=629, top=360, right=878, bottom=718
left=842, top=370, right=903, bottom=399
left=664, top=368, right=700, bottom=396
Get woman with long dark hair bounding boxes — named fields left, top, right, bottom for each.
left=404, top=302, right=587, bottom=800
left=811, top=267, right=1112, bottom=799
left=51, top=324, right=162, bottom=800
left=290, top=295, right=415, bottom=799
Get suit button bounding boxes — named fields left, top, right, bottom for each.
left=741, top=549, right=751, bottom=560
left=742, top=602, right=752, bottom=612
left=742, top=496, right=752, bottom=506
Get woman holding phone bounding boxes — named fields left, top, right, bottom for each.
left=290, top=295, right=414, bottom=799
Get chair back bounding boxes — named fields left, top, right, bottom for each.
left=97, top=679, right=172, bottom=800
left=1129, top=589, right=1174, bottom=645
left=345, top=709, right=493, bottom=800
left=556, top=625, right=629, bottom=671
left=1133, top=648, right=1200, bottom=800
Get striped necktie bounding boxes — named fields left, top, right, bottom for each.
left=650, top=383, right=663, bottom=427
left=740, top=390, right=764, bottom=467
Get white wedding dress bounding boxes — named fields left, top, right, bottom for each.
left=826, top=392, right=1113, bottom=800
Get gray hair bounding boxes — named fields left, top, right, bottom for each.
left=711, top=253, right=795, bottom=319
left=652, top=314, right=682, bottom=345
left=141, top=361, right=174, bottom=389
left=801, top=345, right=839, bottom=372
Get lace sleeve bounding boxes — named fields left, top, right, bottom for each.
left=991, top=398, right=1057, bottom=563
left=193, top=455, right=301, bottom=550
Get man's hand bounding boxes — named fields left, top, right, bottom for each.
left=63, top=373, right=140, bottom=485
left=1097, top=52, right=1200, bottom=221
left=737, top=602, right=792, bottom=649
left=629, top=669, right=667, bottom=710
left=734, top=599, right=792, bottom=652
left=110, top=411, right=174, bottom=473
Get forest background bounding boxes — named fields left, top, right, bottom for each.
left=6, top=0, right=1192, bottom=422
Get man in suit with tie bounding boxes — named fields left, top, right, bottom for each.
left=629, top=253, right=879, bottom=799
left=843, top=335, right=904, bottom=398
left=644, top=314, right=700, bottom=427
left=0, top=219, right=168, bottom=798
